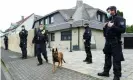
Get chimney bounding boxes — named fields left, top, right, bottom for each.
left=76, top=0, right=83, bottom=8
left=21, top=16, right=24, bottom=20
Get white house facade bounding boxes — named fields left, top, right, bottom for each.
left=32, top=0, right=107, bottom=51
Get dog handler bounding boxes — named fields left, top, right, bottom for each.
left=32, top=24, right=48, bottom=66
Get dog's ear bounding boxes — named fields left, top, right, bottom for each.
left=56, top=48, right=58, bottom=52
left=52, top=48, right=54, bottom=52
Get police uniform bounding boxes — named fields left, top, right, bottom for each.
left=83, top=26, right=92, bottom=64
left=4, top=36, right=8, bottom=50
left=98, top=6, right=126, bottom=80
left=19, top=29, right=28, bottom=59
left=32, top=28, right=48, bottom=65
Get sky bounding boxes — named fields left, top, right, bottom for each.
left=0, top=0, right=133, bottom=32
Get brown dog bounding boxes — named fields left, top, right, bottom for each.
left=52, top=48, right=66, bottom=72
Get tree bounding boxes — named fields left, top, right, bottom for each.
left=126, top=25, right=133, bottom=33
left=117, top=10, right=123, bottom=17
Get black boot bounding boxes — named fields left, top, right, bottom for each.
left=37, top=62, right=43, bottom=66
left=45, top=58, right=48, bottom=63
left=97, top=72, right=109, bottom=77
left=83, top=59, right=87, bottom=62
left=113, top=76, right=120, bottom=80
left=86, top=59, right=92, bottom=64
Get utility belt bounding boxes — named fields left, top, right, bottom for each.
left=106, top=37, right=122, bottom=47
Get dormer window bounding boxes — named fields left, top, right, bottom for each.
left=45, top=18, right=49, bottom=25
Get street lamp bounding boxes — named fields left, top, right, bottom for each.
left=68, top=17, right=73, bottom=52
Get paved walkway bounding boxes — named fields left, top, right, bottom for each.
left=1, top=48, right=133, bottom=80
left=1, top=48, right=100, bottom=80
left=47, top=49, right=133, bottom=80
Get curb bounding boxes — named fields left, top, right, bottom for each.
left=1, top=59, right=14, bottom=80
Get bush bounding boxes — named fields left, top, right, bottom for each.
left=126, top=25, right=133, bottom=33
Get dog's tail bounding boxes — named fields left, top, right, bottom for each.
left=62, top=58, right=66, bottom=63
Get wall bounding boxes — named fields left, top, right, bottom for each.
left=49, top=27, right=105, bottom=51
left=79, top=28, right=105, bottom=50
left=50, top=30, right=70, bottom=52
left=0, top=29, right=35, bottom=57
left=15, top=14, right=35, bottom=34
left=92, top=29, right=105, bottom=49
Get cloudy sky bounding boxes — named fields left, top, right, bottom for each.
left=0, top=0, right=132, bottom=31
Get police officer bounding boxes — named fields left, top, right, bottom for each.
left=98, top=6, right=126, bottom=80
left=83, top=23, right=92, bottom=64
left=32, top=24, right=48, bottom=66
left=19, top=25, right=28, bottom=59
left=4, top=35, right=8, bottom=50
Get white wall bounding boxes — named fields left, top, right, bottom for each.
left=77, top=28, right=104, bottom=50
left=50, top=30, right=70, bottom=52
left=0, top=29, right=35, bottom=57
left=49, top=28, right=104, bottom=51
left=15, top=14, right=35, bottom=34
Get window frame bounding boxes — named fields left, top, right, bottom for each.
left=61, top=30, right=71, bottom=41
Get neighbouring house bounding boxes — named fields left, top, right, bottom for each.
left=4, top=13, right=42, bottom=35
left=33, top=0, right=107, bottom=51
left=0, top=30, right=4, bottom=37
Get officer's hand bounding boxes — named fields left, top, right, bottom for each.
left=41, top=30, right=45, bottom=34
left=83, top=40, right=85, bottom=42
left=46, top=42, right=48, bottom=44
left=22, top=31, right=24, bottom=33
left=107, top=21, right=114, bottom=27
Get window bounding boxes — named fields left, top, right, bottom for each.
left=97, top=12, right=103, bottom=22
left=45, top=18, right=49, bottom=24
left=61, top=31, right=71, bottom=41
left=51, top=33, right=55, bottom=41
left=97, top=14, right=101, bottom=21
left=49, top=16, right=54, bottom=24
left=40, top=19, right=44, bottom=25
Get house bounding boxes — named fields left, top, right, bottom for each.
left=33, top=0, right=107, bottom=51
left=4, top=13, right=42, bottom=35
left=0, top=30, right=4, bottom=37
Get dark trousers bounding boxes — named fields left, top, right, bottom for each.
left=4, top=43, right=8, bottom=50
left=36, top=44, right=48, bottom=64
left=21, top=47, right=27, bottom=58
left=103, top=40, right=123, bottom=77
left=84, top=41, right=92, bottom=62
left=104, top=54, right=121, bottom=77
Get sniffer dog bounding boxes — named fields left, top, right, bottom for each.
left=52, top=48, right=66, bottom=72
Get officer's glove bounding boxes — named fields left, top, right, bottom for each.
left=46, top=42, right=48, bottom=45
left=41, top=30, right=45, bottom=34
left=22, top=31, right=25, bottom=33
left=107, top=21, right=114, bottom=27
left=83, top=40, right=85, bottom=42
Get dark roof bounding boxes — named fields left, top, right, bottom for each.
left=34, top=3, right=106, bottom=31
left=47, top=20, right=104, bottom=32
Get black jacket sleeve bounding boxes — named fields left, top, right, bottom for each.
left=44, top=33, right=48, bottom=42
left=103, top=23, right=108, bottom=37
left=111, top=17, right=126, bottom=34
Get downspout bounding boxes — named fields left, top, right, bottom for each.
left=78, top=27, right=80, bottom=50
left=48, top=32, right=51, bottom=48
